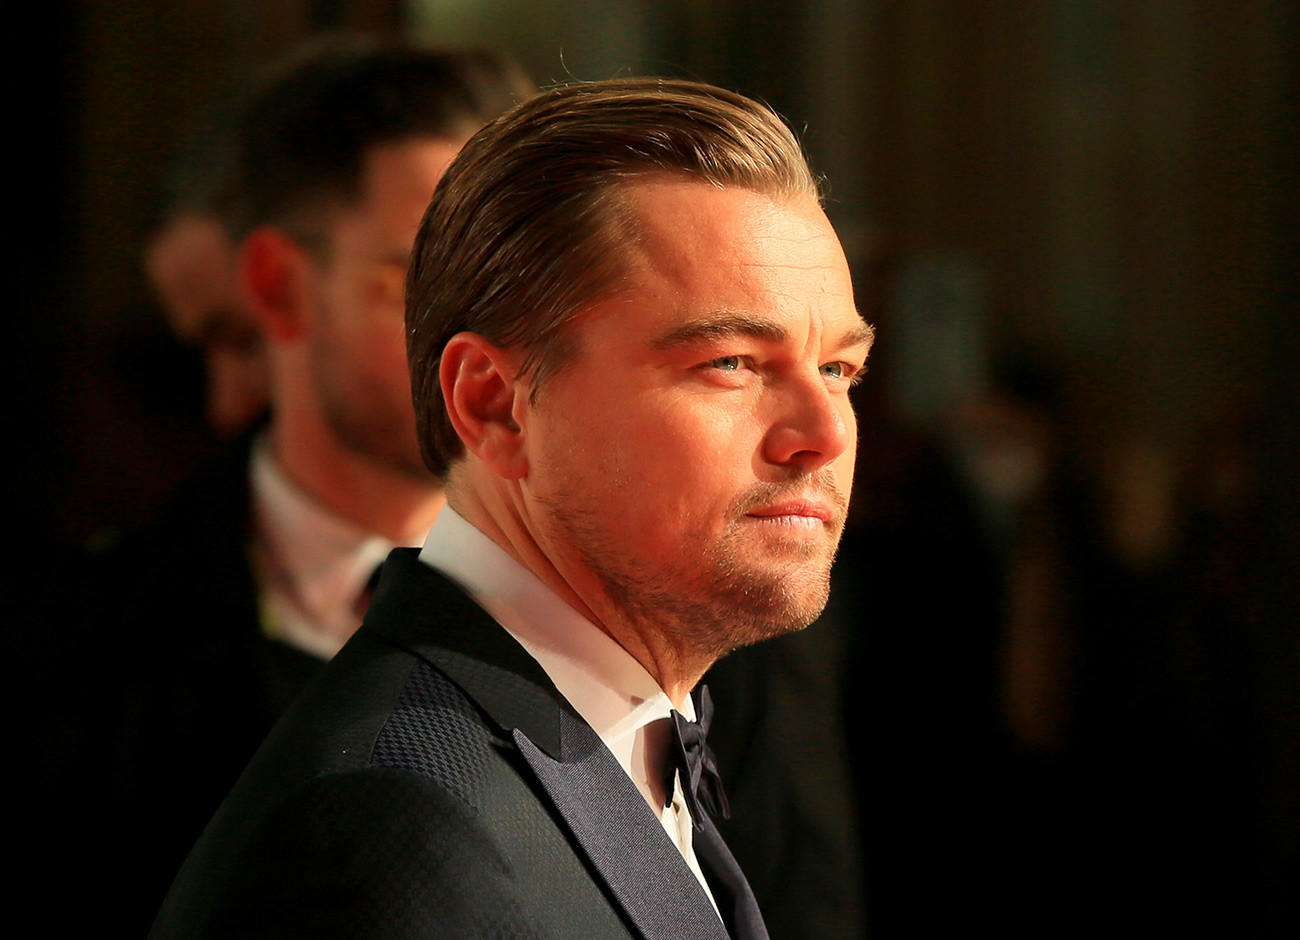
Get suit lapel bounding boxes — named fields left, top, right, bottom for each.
left=514, top=708, right=730, bottom=940
left=364, top=550, right=564, bottom=752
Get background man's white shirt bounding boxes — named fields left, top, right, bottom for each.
left=251, top=435, right=410, bottom=659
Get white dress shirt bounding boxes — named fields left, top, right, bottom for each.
left=419, top=507, right=721, bottom=916
left=250, top=436, right=412, bottom=660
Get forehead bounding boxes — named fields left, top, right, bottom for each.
left=597, top=176, right=860, bottom=340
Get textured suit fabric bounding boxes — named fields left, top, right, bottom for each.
left=151, top=549, right=763, bottom=939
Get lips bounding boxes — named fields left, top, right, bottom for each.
left=736, top=473, right=849, bottom=531
left=745, top=499, right=835, bottom=524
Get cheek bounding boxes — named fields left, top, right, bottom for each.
left=347, top=317, right=410, bottom=379
left=836, top=446, right=857, bottom=485
left=531, top=381, right=756, bottom=517
left=836, top=396, right=857, bottom=450
left=379, top=322, right=412, bottom=372
left=629, top=411, right=753, bottom=525
left=834, top=412, right=859, bottom=493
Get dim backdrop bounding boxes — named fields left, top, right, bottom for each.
left=8, top=1, right=1296, bottom=936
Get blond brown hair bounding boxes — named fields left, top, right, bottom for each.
left=406, top=77, right=820, bottom=475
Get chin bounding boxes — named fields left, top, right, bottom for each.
left=692, top=566, right=833, bottom=658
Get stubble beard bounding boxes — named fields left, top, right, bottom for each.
left=542, top=474, right=848, bottom=670
left=313, top=348, right=435, bottom=486
left=327, top=397, right=433, bottom=484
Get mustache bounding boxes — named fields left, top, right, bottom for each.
left=732, top=470, right=849, bottom=528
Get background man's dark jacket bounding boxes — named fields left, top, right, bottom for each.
left=53, top=435, right=323, bottom=935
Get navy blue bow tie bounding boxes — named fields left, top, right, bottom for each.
left=668, top=685, right=731, bottom=830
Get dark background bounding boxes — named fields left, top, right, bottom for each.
left=11, top=1, right=1296, bottom=936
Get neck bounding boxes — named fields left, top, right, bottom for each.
left=449, top=471, right=710, bottom=709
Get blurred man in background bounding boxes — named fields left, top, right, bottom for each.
left=70, top=36, right=534, bottom=934
left=145, top=197, right=269, bottom=437
left=141, top=101, right=271, bottom=439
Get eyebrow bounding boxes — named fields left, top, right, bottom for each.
left=841, top=322, right=877, bottom=352
left=650, top=312, right=875, bottom=353
left=650, top=313, right=786, bottom=349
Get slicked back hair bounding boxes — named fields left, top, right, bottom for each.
left=406, top=77, right=820, bottom=476
left=230, top=35, right=534, bottom=245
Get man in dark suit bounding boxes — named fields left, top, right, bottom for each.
left=151, top=76, right=874, bottom=939
left=59, top=37, right=534, bottom=936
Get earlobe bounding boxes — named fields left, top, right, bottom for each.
left=240, top=227, right=311, bottom=342
left=441, top=333, right=528, bottom=479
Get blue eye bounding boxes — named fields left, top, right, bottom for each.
left=710, top=356, right=744, bottom=371
left=821, top=361, right=864, bottom=384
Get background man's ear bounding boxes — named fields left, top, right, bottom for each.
left=240, top=227, right=312, bottom=342
left=440, top=332, right=528, bottom=479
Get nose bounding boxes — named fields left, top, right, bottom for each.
left=761, top=372, right=855, bottom=471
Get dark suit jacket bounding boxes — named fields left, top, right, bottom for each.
left=61, top=435, right=324, bottom=934
left=151, top=549, right=768, bottom=940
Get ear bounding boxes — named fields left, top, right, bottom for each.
left=440, top=332, right=529, bottom=479
left=239, top=227, right=312, bottom=342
